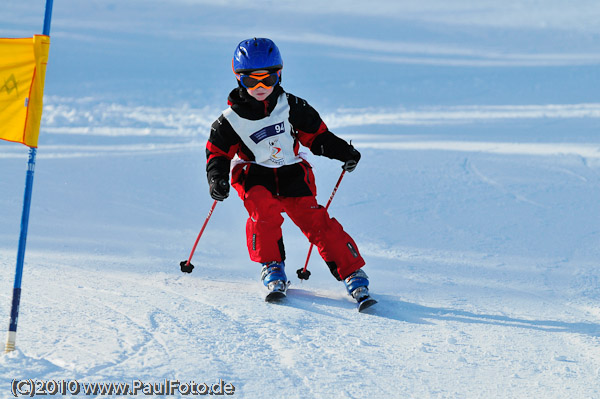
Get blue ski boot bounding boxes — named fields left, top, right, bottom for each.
left=344, top=269, right=377, bottom=312
left=261, top=261, right=289, bottom=302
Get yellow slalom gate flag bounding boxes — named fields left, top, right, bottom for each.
left=0, top=35, right=50, bottom=148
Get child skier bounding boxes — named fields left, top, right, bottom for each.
left=206, top=37, right=375, bottom=310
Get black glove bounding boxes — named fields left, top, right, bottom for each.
left=342, top=146, right=361, bottom=172
left=209, top=177, right=230, bottom=201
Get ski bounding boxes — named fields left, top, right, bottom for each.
left=348, top=284, right=378, bottom=312
left=264, top=280, right=376, bottom=311
left=265, top=280, right=290, bottom=302
left=357, top=296, right=378, bottom=312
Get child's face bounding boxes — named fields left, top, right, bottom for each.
left=247, top=85, right=274, bottom=101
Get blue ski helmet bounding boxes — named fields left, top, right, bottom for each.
left=232, top=38, right=283, bottom=74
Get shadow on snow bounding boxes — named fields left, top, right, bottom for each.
left=282, top=290, right=600, bottom=337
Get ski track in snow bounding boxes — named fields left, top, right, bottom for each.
left=462, top=159, right=546, bottom=208
left=2, top=242, right=600, bottom=398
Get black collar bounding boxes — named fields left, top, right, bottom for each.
left=228, top=85, right=285, bottom=120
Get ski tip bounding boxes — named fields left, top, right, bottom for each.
left=358, top=298, right=378, bottom=313
left=265, top=291, right=287, bottom=302
left=265, top=281, right=290, bottom=302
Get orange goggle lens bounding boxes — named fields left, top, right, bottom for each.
left=239, top=71, right=280, bottom=89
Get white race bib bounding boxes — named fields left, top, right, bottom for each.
left=223, top=93, right=302, bottom=168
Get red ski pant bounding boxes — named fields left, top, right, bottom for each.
left=241, top=185, right=365, bottom=280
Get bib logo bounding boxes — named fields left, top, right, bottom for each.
left=269, top=138, right=284, bottom=165
left=248, top=121, right=286, bottom=165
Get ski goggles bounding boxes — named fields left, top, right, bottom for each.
left=237, top=70, right=281, bottom=90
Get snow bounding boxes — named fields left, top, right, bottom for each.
left=1, top=0, right=600, bottom=398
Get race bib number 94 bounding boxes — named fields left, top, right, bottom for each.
left=250, top=122, right=285, bottom=144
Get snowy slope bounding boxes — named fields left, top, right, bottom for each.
left=1, top=1, right=600, bottom=398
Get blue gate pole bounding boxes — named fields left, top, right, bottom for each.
left=5, top=0, right=53, bottom=354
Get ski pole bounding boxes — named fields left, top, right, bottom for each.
left=296, top=170, right=346, bottom=280
left=180, top=199, right=218, bottom=273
